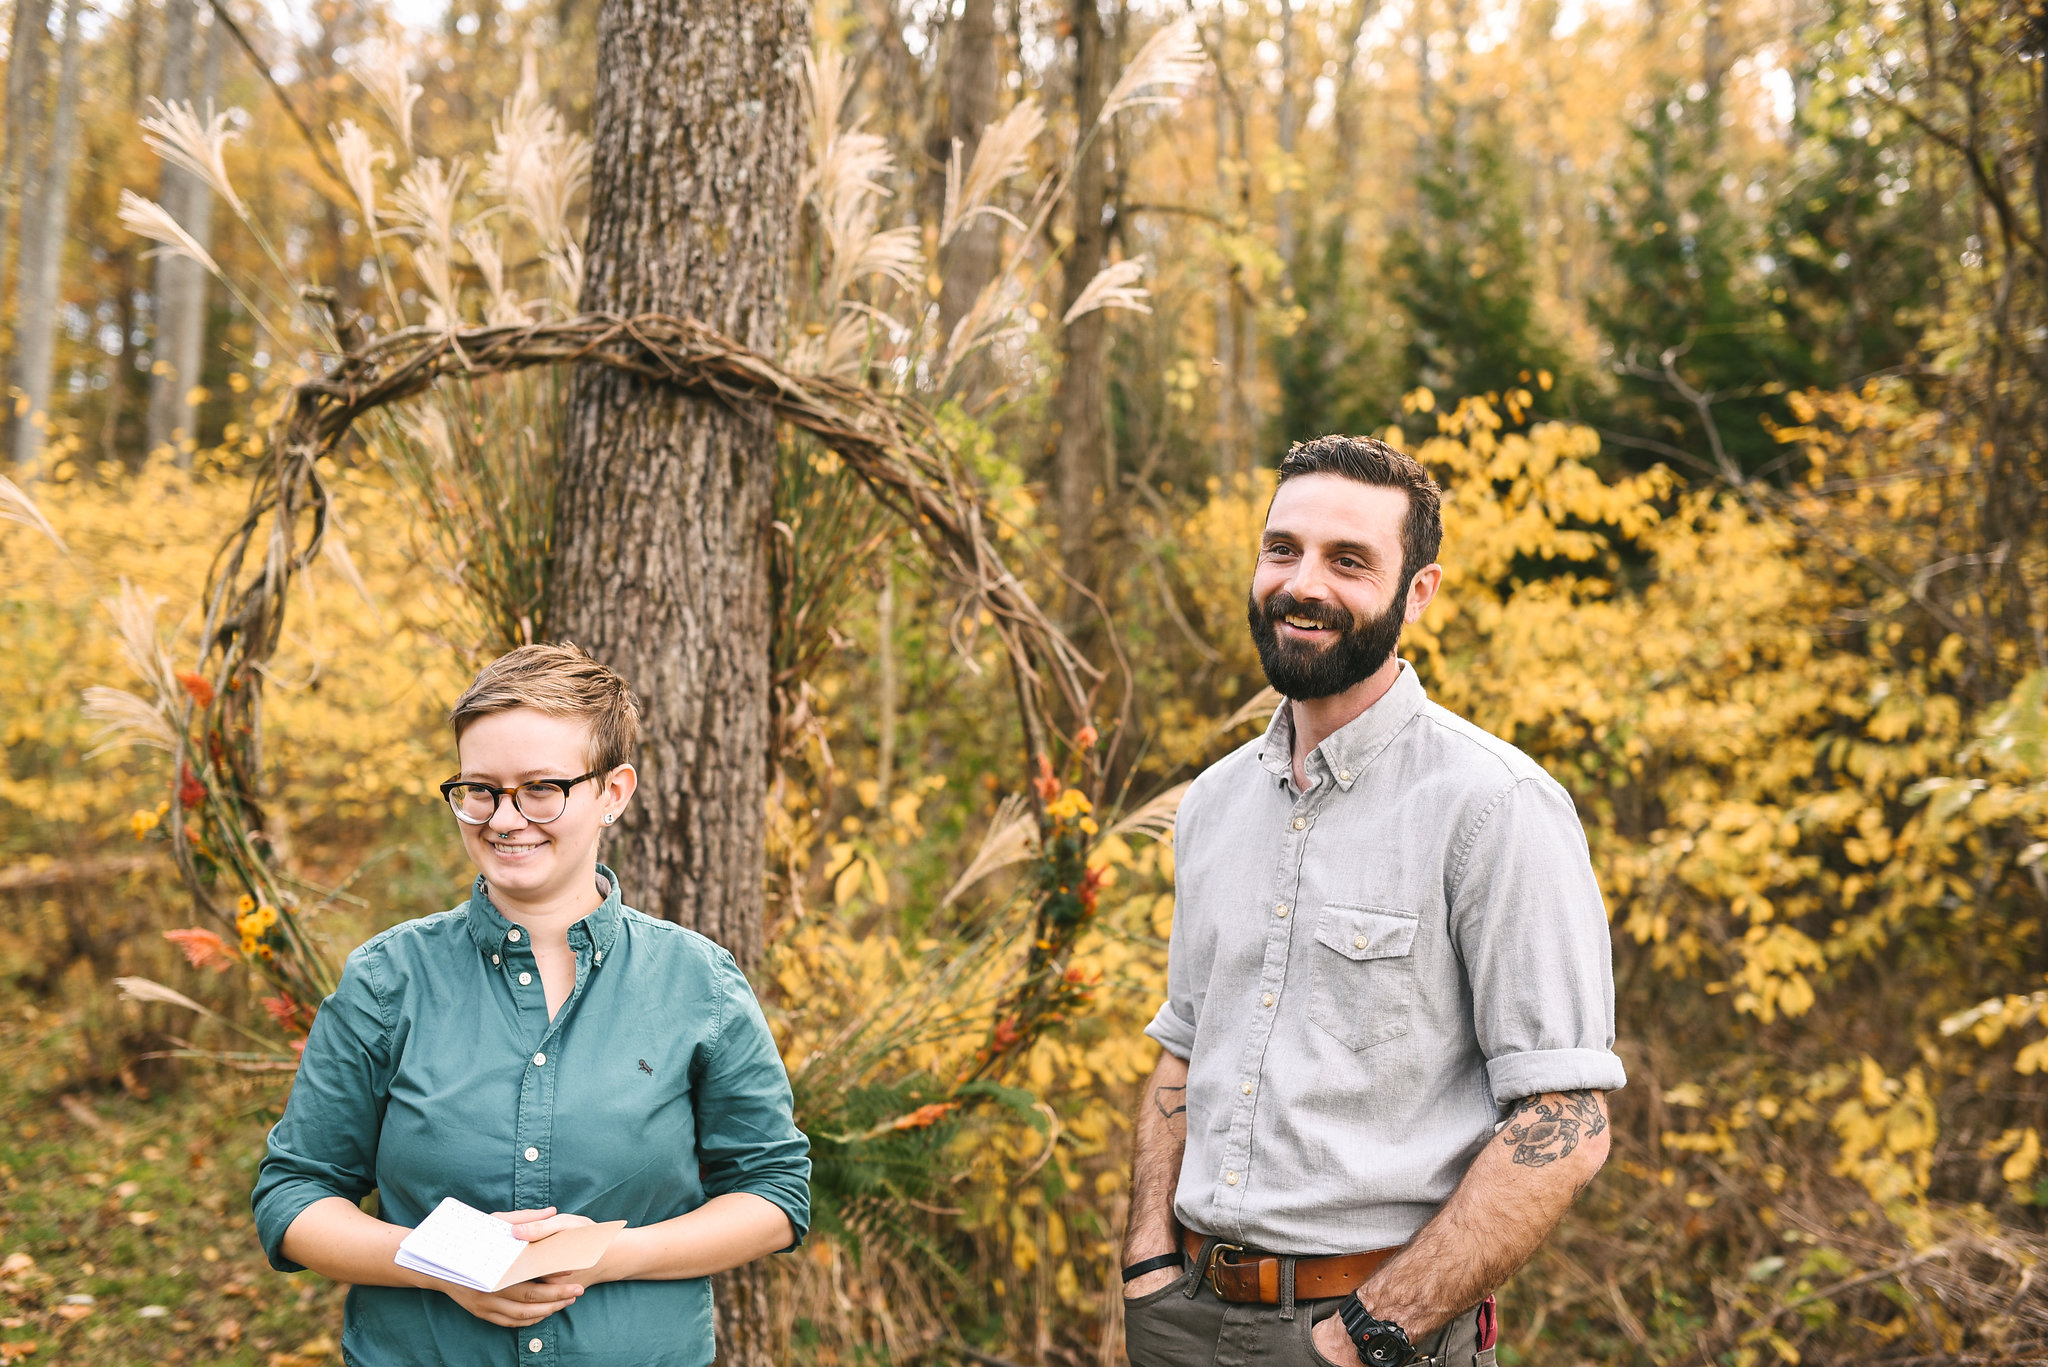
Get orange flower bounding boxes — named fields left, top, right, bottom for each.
left=889, top=1102, right=960, bottom=1131
left=1031, top=753, right=1060, bottom=803
left=1075, top=724, right=1098, bottom=750
left=992, top=1017, right=1021, bottom=1049
left=163, top=927, right=235, bottom=972
left=175, top=671, right=215, bottom=707
left=262, top=992, right=307, bottom=1033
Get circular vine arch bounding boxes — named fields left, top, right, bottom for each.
left=170, top=310, right=1119, bottom=1004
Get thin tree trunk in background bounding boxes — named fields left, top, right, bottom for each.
left=546, top=0, right=807, bottom=1349
left=1, top=0, right=52, bottom=385
left=10, top=0, right=83, bottom=467
left=1274, top=0, right=1298, bottom=269
left=147, top=0, right=220, bottom=465
left=1053, top=0, right=1109, bottom=616
left=1229, top=86, right=1256, bottom=473
left=875, top=565, right=896, bottom=805
left=1212, top=74, right=1239, bottom=476
left=935, top=0, right=1000, bottom=351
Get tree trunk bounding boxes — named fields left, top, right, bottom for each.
left=9, top=0, right=83, bottom=467
left=145, top=0, right=220, bottom=466
left=1274, top=0, right=1298, bottom=269
left=145, top=0, right=219, bottom=465
left=1052, top=0, right=1110, bottom=615
left=934, top=0, right=1001, bottom=350
left=0, top=0, right=52, bottom=326
left=547, top=4, right=808, bottom=1351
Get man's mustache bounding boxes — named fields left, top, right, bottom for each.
left=1258, top=590, right=1354, bottom=633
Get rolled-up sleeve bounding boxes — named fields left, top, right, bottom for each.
left=693, top=950, right=812, bottom=1249
left=250, top=948, right=394, bottom=1271
left=1451, top=777, right=1627, bottom=1105
left=1144, top=999, right=1197, bottom=1060
left=1143, top=796, right=1203, bottom=1061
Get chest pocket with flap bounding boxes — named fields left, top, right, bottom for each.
left=1306, top=903, right=1420, bottom=1052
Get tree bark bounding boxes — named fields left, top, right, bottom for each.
left=547, top=2, right=808, bottom=1358
left=1274, top=0, right=1298, bottom=268
left=9, top=0, right=83, bottom=467
left=934, top=0, right=1001, bottom=350
left=146, top=0, right=220, bottom=466
left=1052, top=0, right=1110, bottom=615
left=0, top=0, right=52, bottom=329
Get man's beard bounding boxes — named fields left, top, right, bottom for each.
left=1246, top=586, right=1407, bottom=701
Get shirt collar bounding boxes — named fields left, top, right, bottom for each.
left=465, top=863, right=626, bottom=960
left=1253, top=661, right=1427, bottom=793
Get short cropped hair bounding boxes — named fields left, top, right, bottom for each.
left=1277, top=435, right=1444, bottom=590
left=448, top=643, right=641, bottom=772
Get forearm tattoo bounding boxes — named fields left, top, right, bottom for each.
left=1153, top=1084, right=1188, bottom=1121
left=1499, top=1089, right=1606, bottom=1167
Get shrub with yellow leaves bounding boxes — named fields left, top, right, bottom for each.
left=1100, top=383, right=2045, bottom=1362
left=2, top=454, right=468, bottom=1061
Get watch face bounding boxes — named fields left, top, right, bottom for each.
left=1362, top=1335, right=1404, bottom=1367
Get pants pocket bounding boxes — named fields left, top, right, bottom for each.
left=1123, top=1273, right=1202, bottom=1367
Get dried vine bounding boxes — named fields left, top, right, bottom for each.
left=166, top=310, right=1110, bottom=1040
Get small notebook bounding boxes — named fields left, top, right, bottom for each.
left=395, top=1197, right=626, bottom=1293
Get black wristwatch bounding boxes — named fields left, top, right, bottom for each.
left=1338, top=1297, right=1415, bottom=1367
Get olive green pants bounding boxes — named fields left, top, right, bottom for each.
left=1124, top=1271, right=1496, bottom=1367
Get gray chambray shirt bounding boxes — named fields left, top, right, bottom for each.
left=1146, top=661, right=1626, bottom=1257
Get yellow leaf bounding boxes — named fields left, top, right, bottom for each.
left=2002, top=1128, right=2040, bottom=1184
left=832, top=860, right=864, bottom=908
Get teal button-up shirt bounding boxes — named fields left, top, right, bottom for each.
left=252, top=869, right=810, bottom=1367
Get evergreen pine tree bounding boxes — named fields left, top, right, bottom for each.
left=1592, top=85, right=1819, bottom=476
left=1273, top=211, right=1398, bottom=445
left=1767, top=27, right=1943, bottom=385
left=1384, top=119, right=1571, bottom=409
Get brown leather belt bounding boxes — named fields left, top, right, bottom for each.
left=1180, top=1228, right=1402, bottom=1304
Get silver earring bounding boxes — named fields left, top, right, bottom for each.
left=603, top=814, right=617, bottom=825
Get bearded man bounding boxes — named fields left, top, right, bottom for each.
left=1120, top=436, right=1624, bottom=1367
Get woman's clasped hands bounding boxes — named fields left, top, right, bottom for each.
left=437, top=1206, right=603, bottom=1329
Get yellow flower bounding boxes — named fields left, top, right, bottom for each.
left=1079, top=817, right=1099, bottom=836
left=1044, top=788, right=1094, bottom=822
left=236, top=911, right=262, bottom=939
left=129, top=809, right=161, bottom=839
left=240, top=934, right=259, bottom=955
left=257, top=904, right=279, bottom=929
left=237, top=893, right=256, bottom=913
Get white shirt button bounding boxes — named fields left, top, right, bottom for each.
left=533, top=1052, right=546, bottom=1066
left=1292, top=817, right=1306, bottom=830
left=491, top=954, right=500, bottom=965
left=529, top=1337, right=543, bottom=1352
left=1274, top=903, right=1288, bottom=917
left=1261, top=993, right=1274, bottom=1007
left=523, top=1146, right=539, bottom=1161
left=1338, top=770, right=1353, bottom=782
left=594, top=950, right=602, bottom=963
left=508, top=928, right=521, bottom=941
left=1224, top=1171, right=1239, bottom=1185
left=519, top=971, right=533, bottom=986
left=1354, top=935, right=1369, bottom=949
left=1241, top=1082, right=1253, bottom=1095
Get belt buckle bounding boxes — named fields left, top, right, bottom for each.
left=1204, top=1243, right=1246, bottom=1298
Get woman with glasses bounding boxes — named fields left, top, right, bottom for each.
left=251, top=644, right=809, bottom=1367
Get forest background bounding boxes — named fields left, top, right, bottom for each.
left=2, top=0, right=2046, bottom=1363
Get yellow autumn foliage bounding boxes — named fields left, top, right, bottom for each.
left=4, top=378, right=2042, bottom=1363
left=1, top=455, right=467, bottom=879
